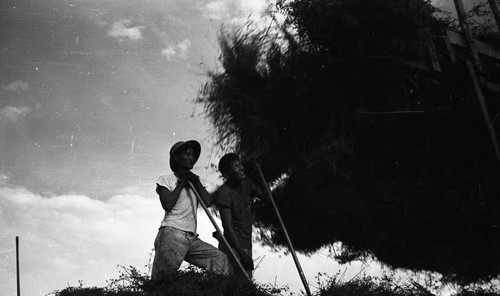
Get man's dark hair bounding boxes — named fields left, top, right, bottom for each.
left=218, top=153, right=240, bottom=176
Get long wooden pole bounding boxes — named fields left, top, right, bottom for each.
left=465, top=60, right=500, bottom=162
left=454, top=0, right=484, bottom=73
left=187, top=181, right=249, bottom=277
left=254, top=164, right=312, bottom=296
left=454, top=0, right=500, bottom=164
left=16, top=236, right=20, bottom=296
left=488, top=0, right=500, bottom=33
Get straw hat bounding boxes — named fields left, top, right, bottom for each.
left=169, top=140, right=201, bottom=172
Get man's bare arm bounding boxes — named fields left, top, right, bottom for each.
left=156, top=179, right=186, bottom=212
left=186, top=172, right=213, bottom=206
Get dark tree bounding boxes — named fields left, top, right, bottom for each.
left=197, top=0, right=500, bottom=284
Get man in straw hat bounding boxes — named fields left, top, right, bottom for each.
left=151, top=140, right=229, bottom=279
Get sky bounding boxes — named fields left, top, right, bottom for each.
left=0, top=0, right=478, bottom=295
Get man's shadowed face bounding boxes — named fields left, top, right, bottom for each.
left=174, top=146, right=196, bottom=171
left=223, top=159, right=246, bottom=181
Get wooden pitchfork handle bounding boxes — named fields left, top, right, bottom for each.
left=187, top=181, right=250, bottom=278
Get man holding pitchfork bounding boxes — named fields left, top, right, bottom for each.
left=151, top=140, right=229, bottom=279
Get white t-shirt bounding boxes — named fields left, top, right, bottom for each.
left=157, top=174, right=198, bottom=233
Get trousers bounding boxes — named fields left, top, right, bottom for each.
left=151, top=226, right=229, bottom=279
left=219, top=242, right=253, bottom=277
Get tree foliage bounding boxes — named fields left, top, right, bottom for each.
left=197, top=0, right=500, bottom=285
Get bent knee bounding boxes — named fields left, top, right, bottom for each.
left=212, top=252, right=230, bottom=274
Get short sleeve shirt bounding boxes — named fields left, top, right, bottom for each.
left=157, top=174, right=198, bottom=233
left=215, top=178, right=257, bottom=250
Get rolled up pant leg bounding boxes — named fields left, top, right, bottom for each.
left=185, top=235, right=230, bottom=275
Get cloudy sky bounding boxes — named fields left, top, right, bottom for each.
left=0, top=0, right=476, bottom=295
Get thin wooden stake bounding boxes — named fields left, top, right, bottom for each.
left=454, top=0, right=484, bottom=74
left=488, top=0, right=500, bottom=33
left=187, top=181, right=249, bottom=277
left=465, top=60, right=500, bottom=163
left=255, top=164, right=312, bottom=296
left=16, top=236, right=20, bottom=296
left=454, top=0, right=500, bottom=164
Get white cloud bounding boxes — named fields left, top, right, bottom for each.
left=161, top=39, right=192, bottom=60
left=0, top=106, right=31, bottom=121
left=151, top=25, right=192, bottom=61
left=0, top=186, right=162, bottom=296
left=176, top=39, right=192, bottom=58
left=202, top=0, right=272, bottom=22
left=2, top=80, right=29, bottom=92
left=240, top=0, right=270, bottom=15
left=204, top=0, right=231, bottom=20
left=161, top=46, right=177, bottom=60
left=108, top=19, right=143, bottom=41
